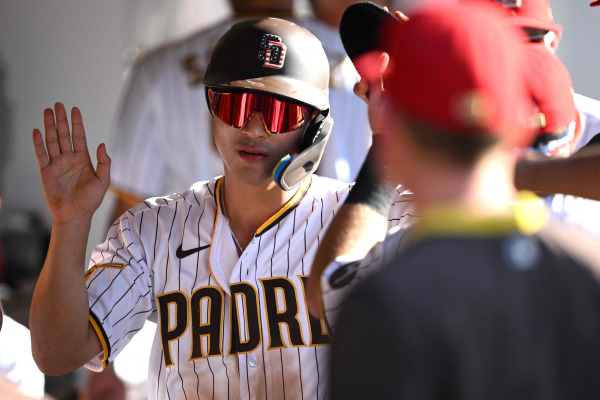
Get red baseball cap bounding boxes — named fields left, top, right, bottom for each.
left=376, top=1, right=534, bottom=146
left=591, top=0, right=600, bottom=6
left=525, top=43, right=577, bottom=153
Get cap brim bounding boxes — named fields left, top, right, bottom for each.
left=512, top=16, right=563, bottom=40
left=339, top=1, right=401, bottom=60
left=592, top=0, right=600, bottom=6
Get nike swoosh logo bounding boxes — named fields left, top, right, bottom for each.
left=176, top=244, right=211, bottom=259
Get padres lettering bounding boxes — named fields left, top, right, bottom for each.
left=157, top=276, right=330, bottom=367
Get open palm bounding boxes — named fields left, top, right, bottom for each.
left=33, top=103, right=110, bottom=223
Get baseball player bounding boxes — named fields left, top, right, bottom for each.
left=328, top=3, right=600, bottom=399
left=90, top=1, right=391, bottom=396
left=487, top=0, right=600, bottom=236
left=522, top=43, right=600, bottom=237
left=30, top=18, right=352, bottom=400
left=490, top=0, right=600, bottom=201
left=107, top=0, right=390, bottom=225
left=85, top=3, right=297, bottom=396
left=307, top=0, right=600, bottom=323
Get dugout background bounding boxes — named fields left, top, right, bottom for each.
left=0, top=0, right=595, bottom=273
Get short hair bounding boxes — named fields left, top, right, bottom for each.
left=400, top=115, right=501, bottom=167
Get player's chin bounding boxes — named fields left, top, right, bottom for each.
left=234, top=167, right=278, bottom=187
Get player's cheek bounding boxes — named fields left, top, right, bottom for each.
left=212, top=122, right=232, bottom=161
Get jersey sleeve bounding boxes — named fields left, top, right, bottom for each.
left=108, top=58, right=168, bottom=200
left=319, top=186, right=418, bottom=334
left=388, top=185, right=419, bottom=229
left=84, top=213, right=155, bottom=371
left=320, top=226, right=415, bottom=336
left=573, top=93, right=600, bottom=152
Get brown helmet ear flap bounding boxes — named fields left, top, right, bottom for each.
left=273, top=115, right=333, bottom=191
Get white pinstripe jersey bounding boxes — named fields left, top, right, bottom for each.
left=320, top=186, right=419, bottom=334
left=573, top=94, right=600, bottom=153
left=85, top=175, right=351, bottom=400
left=108, top=18, right=370, bottom=202
left=543, top=93, right=600, bottom=237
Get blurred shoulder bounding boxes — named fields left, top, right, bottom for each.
left=308, top=175, right=353, bottom=197
left=132, top=18, right=237, bottom=71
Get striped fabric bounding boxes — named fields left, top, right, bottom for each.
left=320, top=186, right=419, bottom=334
left=85, top=175, right=350, bottom=400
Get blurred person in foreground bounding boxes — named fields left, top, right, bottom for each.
left=312, top=2, right=600, bottom=399
left=307, top=0, right=600, bottom=326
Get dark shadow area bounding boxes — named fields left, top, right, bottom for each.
left=0, top=55, right=10, bottom=198
left=0, top=53, right=78, bottom=400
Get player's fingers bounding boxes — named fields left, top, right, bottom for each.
left=395, top=11, right=409, bottom=22
left=54, top=102, right=73, bottom=153
left=370, top=76, right=385, bottom=99
left=32, top=129, right=50, bottom=169
left=71, top=107, right=90, bottom=155
left=96, top=143, right=111, bottom=188
left=353, top=79, right=370, bottom=104
left=43, top=108, right=61, bottom=159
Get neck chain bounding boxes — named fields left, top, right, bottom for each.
left=220, top=184, right=244, bottom=254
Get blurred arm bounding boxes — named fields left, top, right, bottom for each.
left=515, top=144, right=600, bottom=200
left=306, top=203, right=388, bottom=318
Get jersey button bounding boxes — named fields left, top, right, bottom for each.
left=248, top=357, right=258, bottom=367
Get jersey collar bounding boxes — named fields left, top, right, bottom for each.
left=214, top=176, right=312, bottom=238
left=413, top=191, right=549, bottom=241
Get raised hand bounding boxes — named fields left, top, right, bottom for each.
left=33, top=103, right=110, bottom=224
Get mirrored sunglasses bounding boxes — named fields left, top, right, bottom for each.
left=207, top=88, right=313, bottom=135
